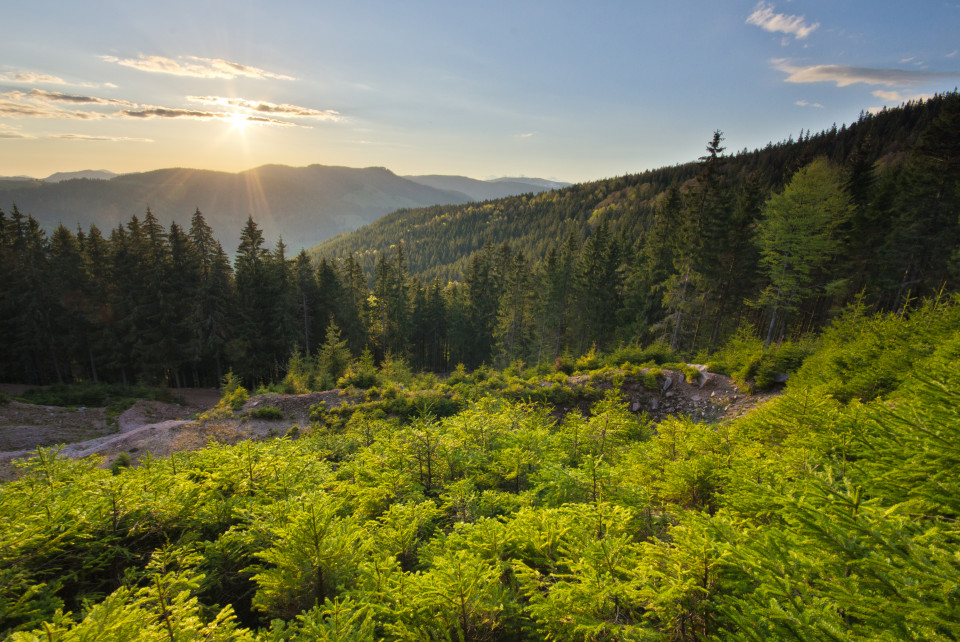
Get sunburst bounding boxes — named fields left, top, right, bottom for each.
left=227, top=111, right=250, bottom=131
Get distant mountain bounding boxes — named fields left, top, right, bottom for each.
left=405, top=175, right=570, bottom=201
left=0, top=165, right=476, bottom=252
left=1, top=165, right=566, bottom=252
left=43, top=170, right=118, bottom=183
left=488, top=177, right=569, bottom=190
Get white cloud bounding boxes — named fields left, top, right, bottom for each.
left=795, top=100, right=823, bottom=108
left=22, top=89, right=136, bottom=107
left=186, top=96, right=340, bottom=120
left=0, top=71, right=68, bottom=85
left=948, top=50, right=959, bottom=58
left=0, top=124, right=33, bottom=139
left=747, top=2, right=819, bottom=40
left=0, top=71, right=108, bottom=88
left=868, top=92, right=935, bottom=111
left=48, top=134, right=153, bottom=142
left=117, top=106, right=298, bottom=126
left=101, top=54, right=294, bottom=80
left=872, top=90, right=903, bottom=102
left=772, top=59, right=960, bottom=87
left=0, top=95, right=108, bottom=119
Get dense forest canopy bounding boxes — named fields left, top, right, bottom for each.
left=1, top=93, right=958, bottom=388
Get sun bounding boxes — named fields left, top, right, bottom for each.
left=227, top=112, right=250, bottom=131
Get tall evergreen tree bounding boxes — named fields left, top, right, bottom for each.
left=464, top=243, right=501, bottom=367
left=188, top=209, right=233, bottom=385
left=291, top=249, right=320, bottom=354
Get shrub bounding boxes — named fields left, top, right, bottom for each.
left=109, top=451, right=132, bottom=475
left=575, top=347, right=601, bottom=371
left=338, top=349, right=381, bottom=389
left=642, top=369, right=661, bottom=390
left=250, top=405, right=283, bottom=420
left=608, top=341, right=678, bottom=367
left=554, top=354, right=575, bottom=375
left=223, top=385, right=249, bottom=411
left=308, top=401, right=329, bottom=422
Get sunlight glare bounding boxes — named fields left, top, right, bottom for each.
left=228, top=112, right=250, bottom=131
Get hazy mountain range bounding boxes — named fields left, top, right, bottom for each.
left=0, top=166, right=567, bottom=252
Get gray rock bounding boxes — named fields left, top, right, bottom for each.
left=662, top=376, right=673, bottom=391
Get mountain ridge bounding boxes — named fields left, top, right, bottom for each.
left=0, top=164, right=564, bottom=252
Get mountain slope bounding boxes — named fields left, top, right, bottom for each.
left=311, top=95, right=952, bottom=283
left=0, top=165, right=474, bottom=252
left=43, top=170, right=118, bottom=183
left=405, top=175, right=570, bottom=201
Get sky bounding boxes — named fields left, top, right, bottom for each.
left=1, top=0, right=958, bottom=183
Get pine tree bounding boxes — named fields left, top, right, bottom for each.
left=189, top=209, right=233, bottom=385
left=292, top=249, right=320, bottom=354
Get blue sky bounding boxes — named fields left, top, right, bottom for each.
left=1, top=0, right=958, bottom=182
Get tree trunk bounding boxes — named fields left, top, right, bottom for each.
left=764, top=305, right=778, bottom=348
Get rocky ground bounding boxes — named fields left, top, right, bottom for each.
left=0, top=369, right=778, bottom=478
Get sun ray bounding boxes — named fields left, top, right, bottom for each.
left=227, top=111, right=250, bottom=131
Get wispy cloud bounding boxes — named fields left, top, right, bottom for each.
left=0, top=71, right=108, bottom=88
left=872, top=90, right=903, bottom=102
left=102, top=54, right=294, bottom=80
left=795, top=100, right=823, bottom=108
left=20, top=89, right=136, bottom=107
left=187, top=96, right=340, bottom=120
left=747, top=2, right=819, bottom=40
left=0, top=124, right=33, bottom=139
left=0, top=95, right=108, bottom=119
left=118, top=106, right=297, bottom=126
left=772, top=59, right=960, bottom=87
left=0, top=71, right=69, bottom=85
left=49, top=133, right=153, bottom=142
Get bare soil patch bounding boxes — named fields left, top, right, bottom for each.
left=0, top=373, right=778, bottom=478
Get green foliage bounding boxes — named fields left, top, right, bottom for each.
left=221, top=385, right=249, bottom=412
left=708, top=326, right=813, bottom=392
left=791, top=296, right=960, bottom=402
left=337, top=348, right=381, bottom=390
left=607, top=341, right=679, bottom=367
left=17, top=382, right=174, bottom=408
left=109, top=451, right=132, bottom=475
left=2, top=295, right=960, bottom=640
left=250, top=405, right=284, bottom=420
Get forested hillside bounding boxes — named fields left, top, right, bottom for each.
left=5, top=95, right=955, bottom=387
left=312, top=94, right=953, bottom=281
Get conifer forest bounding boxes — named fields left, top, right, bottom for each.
left=0, top=94, right=959, bottom=640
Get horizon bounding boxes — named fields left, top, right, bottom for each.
left=2, top=1, right=959, bottom=183
left=2, top=163, right=573, bottom=184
